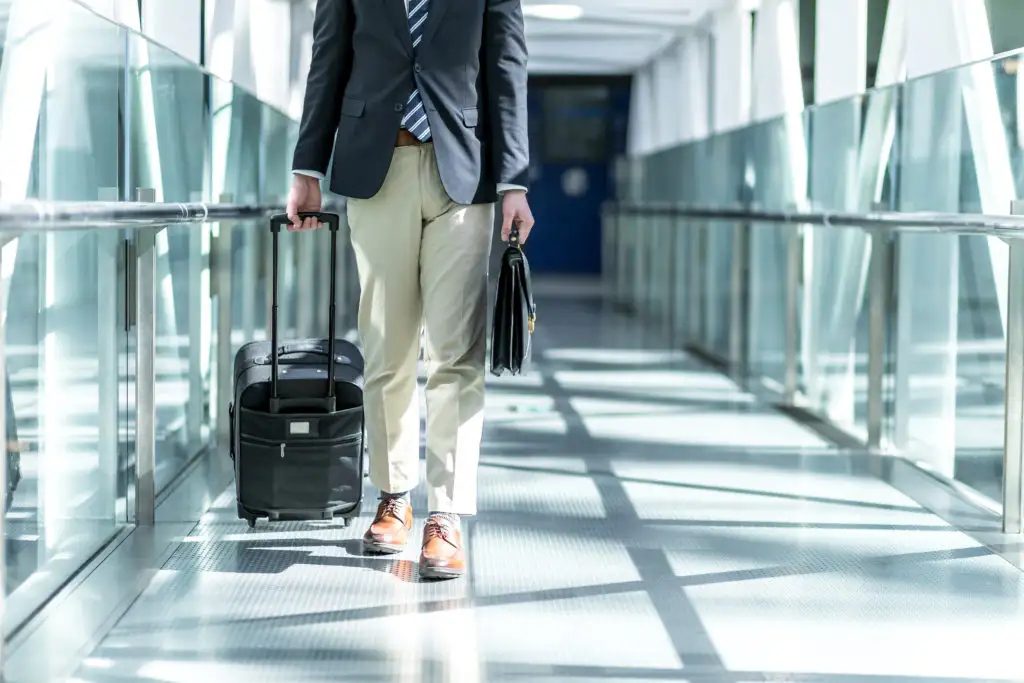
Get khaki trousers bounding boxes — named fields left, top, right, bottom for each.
left=346, top=143, right=493, bottom=515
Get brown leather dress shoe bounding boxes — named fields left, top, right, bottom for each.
left=419, top=516, right=465, bottom=579
left=363, top=497, right=413, bottom=554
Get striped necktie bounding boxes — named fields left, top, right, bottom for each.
left=403, top=0, right=431, bottom=141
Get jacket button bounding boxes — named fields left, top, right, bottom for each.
left=415, top=64, right=422, bottom=73
left=394, top=103, right=404, bottom=112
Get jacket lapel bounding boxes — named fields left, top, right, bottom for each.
left=385, top=0, right=413, bottom=56
left=418, top=0, right=449, bottom=50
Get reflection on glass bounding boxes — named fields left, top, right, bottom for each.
left=3, top=230, right=123, bottom=600
left=0, top=1, right=127, bottom=624
left=0, top=0, right=302, bottom=637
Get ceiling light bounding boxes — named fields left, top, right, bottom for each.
left=524, top=3, right=584, bottom=21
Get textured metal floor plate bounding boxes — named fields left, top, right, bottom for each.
left=71, top=294, right=1024, bottom=683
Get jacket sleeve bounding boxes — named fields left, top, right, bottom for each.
left=484, top=0, right=530, bottom=188
left=292, top=0, right=353, bottom=175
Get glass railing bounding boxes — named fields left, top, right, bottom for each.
left=607, top=47, right=1024, bottom=529
left=0, top=0, right=358, bottom=643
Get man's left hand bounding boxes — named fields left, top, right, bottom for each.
left=500, top=190, right=535, bottom=244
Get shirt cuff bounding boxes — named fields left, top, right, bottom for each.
left=497, top=183, right=527, bottom=194
left=293, top=169, right=325, bottom=180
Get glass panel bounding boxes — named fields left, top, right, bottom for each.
left=0, top=2, right=128, bottom=629
left=614, top=23, right=1024, bottom=518
left=703, top=131, right=738, bottom=359
left=799, top=85, right=899, bottom=437
left=126, top=34, right=213, bottom=488
left=891, top=53, right=1019, bottom=506
left=0, top=0, right=305, bottom=644
left=747, top=116, right=807, bottom=386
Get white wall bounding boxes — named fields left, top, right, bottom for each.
left=632, top=0, right=1009, bottom=146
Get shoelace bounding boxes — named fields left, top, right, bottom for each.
left=379, top=497, right=406, bottom=521
left=424, top=518, right=456, bottom=544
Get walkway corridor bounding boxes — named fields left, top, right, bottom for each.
left=72, top=285, right=1024, bottom=683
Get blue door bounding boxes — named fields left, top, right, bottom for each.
left=523, top=78, right=631, bottom=276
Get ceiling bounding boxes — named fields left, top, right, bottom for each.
left=0, top=1, right=721, bottom=76
left=523, top=0, right=721, bottom=74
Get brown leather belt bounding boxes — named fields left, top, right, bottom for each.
left=396, top=129, right=423, bottom=147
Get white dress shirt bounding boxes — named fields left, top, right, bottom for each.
left=293, top=0, right=527, bottom=194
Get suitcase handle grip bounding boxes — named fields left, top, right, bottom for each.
left=270, top=212, right=339, bottom=233
left=269, top=396, right=337, bottom=414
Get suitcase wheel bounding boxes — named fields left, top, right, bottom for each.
left=246, top=517, right=257, bottom=529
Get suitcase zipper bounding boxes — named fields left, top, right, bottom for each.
left=239, top=432, right=363, bottom=447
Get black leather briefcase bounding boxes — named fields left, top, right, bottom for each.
left=490, top=227, right=535, bottom=376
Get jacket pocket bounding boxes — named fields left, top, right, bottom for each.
left=461, top=106, right=478, bottom=127
left=341, top=98, right=365, bottom=118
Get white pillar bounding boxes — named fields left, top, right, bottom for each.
left=657, top=44, right=683, bottom=149
left=679, top=33, right=710, bottom=142
left=289, top=1, right=316, bottom=119
left=206, top=0, right=237, bottom=82
left=250, top=0, right=293, bottom=112
left=629, top=64, right=656, bottom=157
left=751, top=0, right=804, bottom=121
left=75, top=0, right=142, bottom=29
left=813, top=0, right=867, bottom=104
left=711, top=2, right=752, bottom=133
left=141, top=0, right=202, bottom=63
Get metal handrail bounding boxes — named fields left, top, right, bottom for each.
left=0, top=200, right=281, bottom=231
left=608, top=197, right=1024, bottom=535
left=614, top=201, right=1024, bottom=238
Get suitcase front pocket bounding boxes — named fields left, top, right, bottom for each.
left=237, top=408, right=363, bottom=515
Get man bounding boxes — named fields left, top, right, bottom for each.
left=286, top=0, right=533, bottom=580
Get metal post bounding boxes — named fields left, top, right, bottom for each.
left=614, top=206, right=622, bottom=305
left=783, top=220, right=803, bottom=404
left=187, top=192, right=204, bottom=452
left=729, top=219, right=750, bottom=377
left=241, top=195, right=258, bottom=341
left=664, top=212, right=678, bottom=343
left=96, top=187, right=120, bottom=523
left=633, top=210, right=644, bottom=314
left=687, top=222, right=705, bottom=347
left=867, top=202, right=893, bottom=451
left=1001, top=201, right=1024, bottom=534
left=0, top=235, right=7, bottom=672
left=215, top=193, right=234, bottom=444
left=134, top=188, right=157, bottom=526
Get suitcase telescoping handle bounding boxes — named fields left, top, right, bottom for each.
left=268, top=212, right=340, bottom=414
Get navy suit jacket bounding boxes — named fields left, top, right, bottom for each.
left=292, top=0, right=530, bottom=205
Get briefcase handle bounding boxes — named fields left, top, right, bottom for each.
left=508, top=222, right=522, bottom=248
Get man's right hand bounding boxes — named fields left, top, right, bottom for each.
left=286, top=174, right=324, bottom=231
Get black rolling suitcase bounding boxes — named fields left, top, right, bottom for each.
left=229, top=211, right=364, bottom=528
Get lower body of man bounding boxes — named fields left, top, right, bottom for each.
left=347, top=129, right=493, bottom=580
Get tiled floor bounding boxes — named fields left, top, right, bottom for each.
left=71, top=288, right=1024, bottom=683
